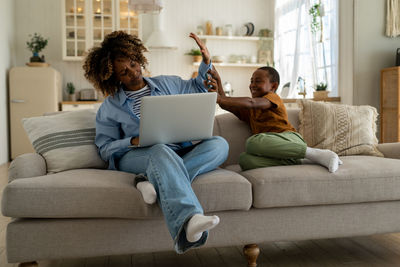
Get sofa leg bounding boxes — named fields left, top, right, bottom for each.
left=243, top=244, right=260, bottom=267
left=18, top=262, right=38, bottom=267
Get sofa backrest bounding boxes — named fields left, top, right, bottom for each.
left=213, top=108, right=300, bottom=167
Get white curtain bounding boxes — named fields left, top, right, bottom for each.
left=274, top=0, right=338, bottom=98
left=386, top=0, right=400, bottom=37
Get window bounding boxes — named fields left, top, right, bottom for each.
left=274, top=0, right=338, bottom=98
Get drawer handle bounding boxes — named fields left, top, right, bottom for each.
left=11, top=99, right=25, bottom=103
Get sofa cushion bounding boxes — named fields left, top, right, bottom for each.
left=298, top=100, right=383, bottom=157
left=1, top=169, right=252, bottom=219
left=240, top=156, right=400, bottom=208
left=22, top=109, right=107, bottom=173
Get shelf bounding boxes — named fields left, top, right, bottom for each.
left=197, top=35, right=273, bottom=41
left=193, top=62, right=265, bottom=68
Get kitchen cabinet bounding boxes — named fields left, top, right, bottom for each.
left=62, top=0, right=141, bottom=60
left=380, top=66, right=400, bottom=143
left=195, top=35, right=274, bottom=68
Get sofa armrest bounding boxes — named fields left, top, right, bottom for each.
left=8, top=153, right=47, bottom=182
left=377, top=143, right=400, bottom=159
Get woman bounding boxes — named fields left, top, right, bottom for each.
left=83, top=31, right=229, bottom=253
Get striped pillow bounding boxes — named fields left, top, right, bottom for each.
left=22, top=109, right=107, bottom=173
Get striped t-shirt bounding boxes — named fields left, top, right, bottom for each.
left=124, top=85, right=151, bottom=118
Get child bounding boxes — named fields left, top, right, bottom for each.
left=206, top=66, right=341, bottom=172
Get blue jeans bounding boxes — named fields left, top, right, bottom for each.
left=118, top=136, right=229, bottom=253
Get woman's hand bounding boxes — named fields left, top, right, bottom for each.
left=130, top=136, right=140, bottom=146
left=189, top=32, right=210, bottom=65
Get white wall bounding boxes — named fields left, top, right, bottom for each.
left=353, top=0, right=400, bottom=109
left=0, top=0, right=15, bottom=164
left=14, top=0, right=273, bottom=98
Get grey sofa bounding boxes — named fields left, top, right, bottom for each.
left=3, top=108, right=400, bottom=267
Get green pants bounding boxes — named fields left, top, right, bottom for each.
left=239, top=131, right=307, bottom=171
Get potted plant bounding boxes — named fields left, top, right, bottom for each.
left=309, top=3, right=325, bottom=42
left=185, top=48, right=202, bottom=63
left=66, top=82, right=76, bottom=101
left=26, top=33, right=49, bottom=63
left=313, top=82, right=329, bottom=100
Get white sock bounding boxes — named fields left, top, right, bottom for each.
left=305, top=147, right=340, bottom=173
left=301, top=158, right=343, bottom=165
left=136, top=181, right=157, bottom=204
left=185, top=214, right=220, bottom=243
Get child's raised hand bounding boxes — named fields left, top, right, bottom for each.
left=189, top=32, right=210, bottom=65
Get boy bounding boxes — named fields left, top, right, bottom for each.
left=206, top=66, right=341, bottom=172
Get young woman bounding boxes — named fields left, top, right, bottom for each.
left=83, top=31, right=228, bottom=253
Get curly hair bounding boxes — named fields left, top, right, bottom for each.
left=83, top=31, right=148, bottom=96
left=258, top=66, right=280, bottom=86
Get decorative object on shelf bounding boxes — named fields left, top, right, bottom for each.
left=215, top=26, right=223, bottom=36
left=211, top=55, right=224, bottom=63
left=66, top=82, right=76, bottom=101
left=186, top=48, right=202, bottom=62
left=297, top=77, right=307, bottom=98
left=205, top=20, right=213, bottom=35
left=223, top=81, right=233, bottom=96
left=309, top=2, right=325, bottom=42
left=313, top=82, right=329, bottom=100
left=79, top=88, right=98, bottom=101
left=259, top=28, right=272, bottom=38
left=26, top=33, right=49, bottom=63
left=196, top=25, right=204, bottom=35
left=128, top=0, right=163, bottom=14
left=224, top=24, right=233, bottom=36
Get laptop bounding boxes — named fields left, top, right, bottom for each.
left=131, top=92, right=217, bottom=147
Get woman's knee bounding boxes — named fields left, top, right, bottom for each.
left=210, top=136, right=229, bottom=158
left=149, top=144, right=175, bottom=159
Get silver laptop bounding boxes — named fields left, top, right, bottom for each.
left=134, top=92, right=217, bottom=147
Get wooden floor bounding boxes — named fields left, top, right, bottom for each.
left=3, top=163, right=400, bottom=266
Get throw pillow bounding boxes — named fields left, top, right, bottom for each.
left=22, top=109, right=107, bottom=173
left=297, top=100, right=383, bottom=157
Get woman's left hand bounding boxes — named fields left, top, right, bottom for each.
left=189, top=32, right=210, bottom=65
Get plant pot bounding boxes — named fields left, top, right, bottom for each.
left=30, top=52, right=42, bottom=63
left=68, top=94, right=76, bottom=102
left=313, top=90, right=329, bottom=100
left=193, top=55, right=202, bottom=63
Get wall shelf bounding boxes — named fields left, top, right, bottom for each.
left=197, top=35, right=272, bottom=41
left=193, top=62, right=265, bottom=68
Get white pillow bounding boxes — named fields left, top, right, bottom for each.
left=22, top=109, right=107, bottom=173
left=297, top=100, right=383, bottom=157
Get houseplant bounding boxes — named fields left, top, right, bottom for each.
left=66, top=82, right=76, bottom=101
left=313, top=82, right=329, bottom=100
left=186, top=48, right=202, bottom=63
left=26, top=33, right=49, bottom=63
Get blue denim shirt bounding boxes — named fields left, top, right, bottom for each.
left=95, top=61, right=212, bottom=170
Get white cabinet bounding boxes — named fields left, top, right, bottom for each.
left=62, top=0, right=141, bottom=60
left=195, top=35, right=274, bottom=68
left=61, top=101, right=102, bottom=111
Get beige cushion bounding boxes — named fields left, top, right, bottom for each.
left=1, top=169, right=252, bottom=219
left=22, top=110, right=107, bottom=173
left=241, top=156, right=400, bottom=208
left=298, top=100, right=383, bottom=157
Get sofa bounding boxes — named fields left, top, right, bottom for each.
left=3, top=108, right=400, bottom=267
